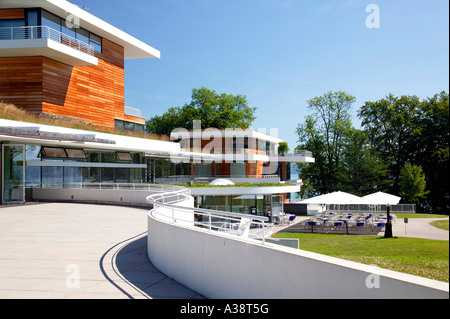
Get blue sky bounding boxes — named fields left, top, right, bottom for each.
left=78, top=0, right=448, bottom=148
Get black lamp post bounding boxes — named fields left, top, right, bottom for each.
left=384, top=203, right=393, bottom=238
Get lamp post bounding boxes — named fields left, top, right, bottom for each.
left=384, top=203, right=393, bottom=238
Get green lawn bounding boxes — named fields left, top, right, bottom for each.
left=271, top=232, right=449, bottom=283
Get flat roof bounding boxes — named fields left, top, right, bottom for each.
left=1, top=0, right=160, bottom=59
left=171, top=128, right=283, bottom=144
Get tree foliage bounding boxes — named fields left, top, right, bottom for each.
left=399, top=162, right=429, bottom=203
left=296, top=91, right=449, bottom=214
left=146, top=87, right=257, bottom=136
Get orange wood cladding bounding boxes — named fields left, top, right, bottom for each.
left=0, top=39, right=144, bottom=128
left=0, top=9, right=25, bottom=20
left=0, top=57, right=44, bottom=113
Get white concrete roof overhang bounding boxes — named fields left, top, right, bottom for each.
left=0, top=0, right=160, bottom=60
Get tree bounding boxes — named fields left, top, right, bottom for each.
left=278, top=142, right=289, bottom=155
left=296, top=91, right=355, bottom=193
left=413, top=92, right=449, bottom=214
left=146, top=87, right=257, bottom=136
left=359, top=91, right=449, bottom=214
left=336, top=128, right=390, bottom=196
left=358, top=94, right=421, bottom=194
left=399, top=163, right=429, bottom=204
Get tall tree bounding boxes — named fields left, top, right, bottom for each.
left=413, top=92, right=449, bottom=213
left=146, top=87, right=257, bottom=136
left=336, top=128, right=390, bottom=196
left=296, top=91, right=355, bottom=193
left=358, top=94, right=421, bottom=194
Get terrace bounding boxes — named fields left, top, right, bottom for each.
left=0, top=25, right=98, bottom=66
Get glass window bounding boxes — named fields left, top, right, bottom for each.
left=115, top=168, right=130, bottom=183
left=40, top=147, right=67, bottom=159
left=61, top=24, right=76, bottom=39
left=0, top=20, right=25, bottom=40
left=85, top=149, right=99, bottom=162
left=83, top=167, right=99, bottom=184
left=100, top=151, right=115, bottom=163
left=76, top=27, right=91, bottom=53
left=26, top=9, right=39, bottom=26
left=42, top=166, right=63, bottom=188
left=101, top=168, right=114, bottom=183
left=230, top=163, right=246, bottom=177
left=41, top=10, right=61, bottom=32
left=89, top=33, right=102, bottom=53
left=130, top=168, right=142, bottom=183
left=64, top=167, right=83, bottom=187
left=65, top=149, right=86, bottom=159
left=131, top=152, right=141, bottom=164
left=116, top=152, right=132, bottom=162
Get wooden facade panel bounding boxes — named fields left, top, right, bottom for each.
left=94, top=38, right=125, bottom=69
left=0, top=35, right=143, bottom=128
left=0, top=57, right=43, bottom=113
left=41, top=56, right=125, bottom=128
left=0, top=9, right=25, bottom=20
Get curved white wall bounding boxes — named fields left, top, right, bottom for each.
left=147, top=213, right=449, bottom=299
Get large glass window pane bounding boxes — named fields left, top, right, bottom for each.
left=83, top=167, right=99, bottom=185
left=76, top=27, right=91, bottom=53
left=2, top=145, right=25, bottom=203
left=41, top=10, right=61, bottom=32
left=130, top=168, right=142, bottom=183
left=115, top=168, right=130, bottom=183
left=26, top=10, right=39, bottom=26
left=230, top=163, right=246, bottom=177
left=101, top=168, right=114, bottom=183
left=64, top=167, right=83, bottom=188
left=89, top=33, right=102, bottom=52
left=41, top=166, right=63, bottom=188
left=0, top=20, right=25, bottom=39
left=100, top=151, right=115, bottom=163
left=85, top=149, right=99, bottom=162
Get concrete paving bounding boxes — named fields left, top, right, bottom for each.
left=0, top=202, right=204, bottom=299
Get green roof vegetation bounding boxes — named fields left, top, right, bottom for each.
left=0, top=102, right=169, bottom=141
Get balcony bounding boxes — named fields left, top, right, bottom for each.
left=272, top=149, right=315, bottom=163
left=0, top=26, right=98, bottom=66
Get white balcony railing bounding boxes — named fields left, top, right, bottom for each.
left=124, top=106, right=142, bottom=118
left=0, top=26, right=95, bottom=56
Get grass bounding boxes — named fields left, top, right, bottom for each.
left=431, top=220, right=449, bottom=231
left=395, top=213, right=449, bottom=219
left=271, top=232, right=449, bottom=282
left=0, top=102, right=169, bottom=141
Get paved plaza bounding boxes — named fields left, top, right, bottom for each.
left=0, top=202, right=204, bottom=299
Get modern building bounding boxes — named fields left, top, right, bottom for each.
left=0, top=0, right=160, bottom=131
left=0, top=0, right=315, bottom=222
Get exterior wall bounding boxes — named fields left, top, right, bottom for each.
left=0, top=38, right=144, bottom=129
left=0, top=57, right=44, bottom=113
left=147, top=213, right=449, bottom=299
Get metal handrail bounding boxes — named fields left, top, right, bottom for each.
left=0, top=25, right=95, bottom=56
left=146, top=185, right=271, bottom=244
